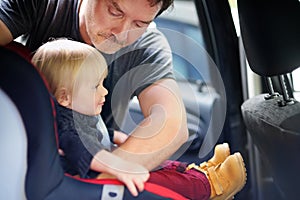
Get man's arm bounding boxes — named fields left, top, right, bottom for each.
left=0, top=19, right=13, bottom=45
left=112, top=78, right=189, bottom=170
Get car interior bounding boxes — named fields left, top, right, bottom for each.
left=1, top=0, right=300, bottom=200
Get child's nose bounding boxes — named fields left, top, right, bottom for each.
left=102, top=86, right=108, bottom=96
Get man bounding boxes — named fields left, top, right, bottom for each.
left=0, top=0, right=188, bottom=171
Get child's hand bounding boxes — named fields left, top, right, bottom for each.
left=98, top=170, right=149, bottom=197
left=93, top=150, right=149, bottom=197
left=115, top=170, right=150, bottom=197
left=58, top=148, right=65, bottom=156
left=113, top=130, right=129, bottom=145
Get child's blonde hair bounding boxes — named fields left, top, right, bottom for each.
left=32, top=39, right=108, bottom=99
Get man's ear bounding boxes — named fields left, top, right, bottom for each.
left=57, top=88, right=71, bottom=107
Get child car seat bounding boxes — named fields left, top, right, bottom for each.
left=0, top=44, right=188, bottom=200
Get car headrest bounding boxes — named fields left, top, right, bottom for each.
left=238, top=0, right=300, bottom=76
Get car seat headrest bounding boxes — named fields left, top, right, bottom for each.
left=238, top=0, right=300, bottom=76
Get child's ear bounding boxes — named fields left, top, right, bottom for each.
left=57, top=88, right=71, bottom=107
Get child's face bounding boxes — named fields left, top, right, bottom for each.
left=71, top=74, right=108, bottom=116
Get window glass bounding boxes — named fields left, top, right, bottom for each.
left=293, top=67, right=300, bottom=91
left=228, top=0, right=240, bottom=36
left=293, top=71, right=300, bottom=101
left=154, top=0, right=210, bottom=82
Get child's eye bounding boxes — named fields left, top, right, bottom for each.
left=94, top=84, right=100, bottom=89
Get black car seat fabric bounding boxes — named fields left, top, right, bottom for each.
left=0, top=45, right=188, bottom=200
left=241, top=94, right=300, bottom=199
left=238, top=0, right=300, bottom=199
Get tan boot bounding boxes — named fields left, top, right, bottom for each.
left=199, top=143, right=230, bottom=171
left=205, top=152, right=247, bottom=200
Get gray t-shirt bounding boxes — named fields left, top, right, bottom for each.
left=0, top=0, right=174, bottom=129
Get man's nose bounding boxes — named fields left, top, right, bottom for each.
left=111, top=21, right=131, bottom=43
left=115, top=30, right=128, bottom=44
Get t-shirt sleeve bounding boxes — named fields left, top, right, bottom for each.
left=132, top=28, right=175, bottom=96
left=0, top=0, right=39, bottom=38
left=108, top=28, right=175, bottom=98
left=0, top=0, right=79, bottom=51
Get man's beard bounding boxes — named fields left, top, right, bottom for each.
left=86, top=20, right=146, bottom=54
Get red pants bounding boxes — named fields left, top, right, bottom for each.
left=148, top=160, right=211, bottom=200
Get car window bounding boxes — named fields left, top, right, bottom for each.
left=292, top=67, right=300, bottom=100
left=154, top=0, right=210, bottom=83
left=293, top=68, right=300, bottom=91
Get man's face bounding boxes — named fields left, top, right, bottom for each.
left=80, top=0, right=162, bottom=54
